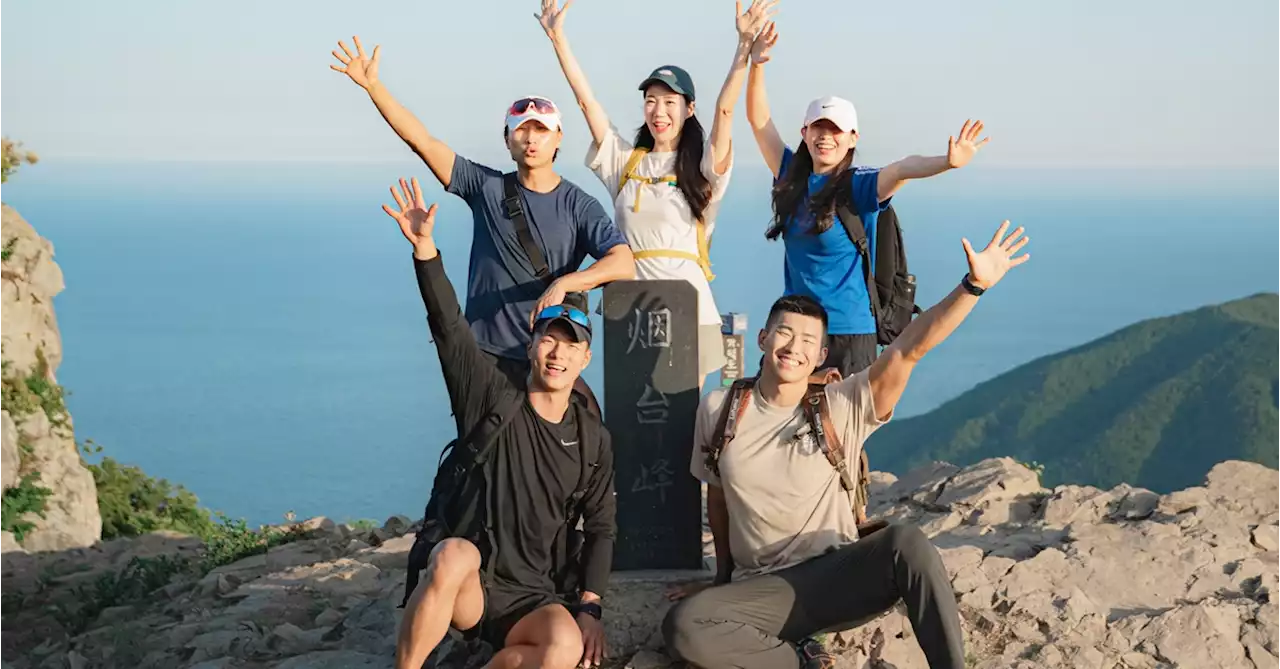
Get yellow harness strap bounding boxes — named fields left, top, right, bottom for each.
left=618, top=147, right=715, bottom=282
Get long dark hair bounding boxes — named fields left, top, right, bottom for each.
left=634, top=113, right=712, bottom=222
left=766, top=144, right=855, bottom=240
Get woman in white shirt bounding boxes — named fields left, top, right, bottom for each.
left=537, top=0, right=777, bottom=386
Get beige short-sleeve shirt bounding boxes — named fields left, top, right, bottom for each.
left=690, top=369, right=891, bottom=576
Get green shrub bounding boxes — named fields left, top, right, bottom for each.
left=2, top=473, right=53, bottom=541
left=90, top=457, right=214, bottom=540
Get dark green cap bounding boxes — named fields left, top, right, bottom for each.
left=638, top=65, right=695, bottom=102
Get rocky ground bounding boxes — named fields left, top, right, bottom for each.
left=1, top=457, right=1275, bottom=669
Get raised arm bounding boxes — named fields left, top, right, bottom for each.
left=331, top=37, right=457, bottom=188
left=745, top=24, right=785, bottom=178
left=708, top=2, right=778, bottom=176
left=537, top=0, right=611, bottom=147
left=383, top=178, right=506, bottom=433
left=869, top=221, right=1029, bottom=419
left=876, top=120, right=989, bottom=202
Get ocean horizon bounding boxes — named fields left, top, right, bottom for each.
left=3, top=160, right=1276, bottom=527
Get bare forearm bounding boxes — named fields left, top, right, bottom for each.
left=746, top=63, right=784, bottom=177
left=878, top=154, right=952, bottom=201
left=745, top=62, right=770, bottom=133
left=549, top=35, right=610, bottom=145
left=707, top=486, right=734, bottom=582
left=559, top=245, right=635, bottom=291
left=367, top=82, right=455, bottom=186
left=892, top=154, right=952, bottom=181
left=870, top=282, right=979, bottom=419
left=895, top=283, right=978, bottom=364
left=708, top=40, right=753, bottom=173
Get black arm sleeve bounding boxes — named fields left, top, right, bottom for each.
left=414, top=254, right=507, bottom=436
left=578, top=430, right=617, bottom=598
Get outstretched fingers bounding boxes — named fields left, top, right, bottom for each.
left=411, top=177, right=425, bottom=208
left=1000, top=225, right=1026, bottom=250
left=987, top=220, right=1010, bottom=248
left=337, top=39, right=355, bottom=61
left=390, top=182, right=408, bottom=213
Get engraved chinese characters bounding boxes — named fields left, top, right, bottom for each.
left=602, top=280, right=702, bottom=570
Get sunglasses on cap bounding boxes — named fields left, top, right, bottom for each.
left=507, top=97, right=558, bottom=116
left=534, top=304, right=591, bottom=331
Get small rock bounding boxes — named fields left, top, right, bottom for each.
left=1110, top=488, right=1160, bottom=521
left=315, top=607, right=345, bottom=627
left=1251, top=525, right=1279, bottom=552
left=382, top=515, right=412, bottom=536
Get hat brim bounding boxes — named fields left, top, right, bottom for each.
left=803, top=114, right=858, bottom=134
left=638, top=76, right=691, bottom=99
left=533, top=316, right=592, bottom=344
left=506, top=112, right=562, bottom=134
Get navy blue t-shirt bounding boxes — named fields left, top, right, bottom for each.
left=776, top=147, right=890, bottom=336
left=448, top=156, right=627, bottom=359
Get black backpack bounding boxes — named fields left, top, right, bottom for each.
left=400, top=395, right=600, bottom=607
left=835, top=202, right=922, bottom=345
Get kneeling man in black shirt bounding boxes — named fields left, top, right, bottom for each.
left=385, top=178, right=616, bottom=669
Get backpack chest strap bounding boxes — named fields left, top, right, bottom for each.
left=706, top=379, right=754, bottom=476
left=801, top=384, right=856, bottom=492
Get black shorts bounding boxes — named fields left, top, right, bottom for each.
left=820, top=334, right=879, bottom=378
left=460, top=586, right=570, bottom=648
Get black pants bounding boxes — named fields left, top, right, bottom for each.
left=821, top=333, right=879, bottom=378
left=481, top=352, right=602, bottom=419
left=662, top=525, right=964, bottom=669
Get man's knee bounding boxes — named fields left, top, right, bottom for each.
left=427, top=538, right=481, bottom=587
left=539, top=607, right=586, bottom=669
left=662, top=595, right=720, bottom=665
left=883, top=524, right=941, bottom=565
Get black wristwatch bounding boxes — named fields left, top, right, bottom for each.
left=575, top=602, right=603, bottom=620
left=961, top=273, right=986, bottom=297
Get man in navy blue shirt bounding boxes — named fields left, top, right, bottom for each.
left=332, top=36, right=635, bottom=385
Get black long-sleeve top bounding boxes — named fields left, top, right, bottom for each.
left=414, top=254, right=616, bottom=598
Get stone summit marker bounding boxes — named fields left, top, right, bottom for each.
left=602, top=280, right=702, bottom=571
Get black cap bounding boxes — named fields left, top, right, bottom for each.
left=532, top=292, right=592, bottom=344
left=638, top=65, right=695, bottom=102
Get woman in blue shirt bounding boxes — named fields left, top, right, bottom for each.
left=744, top=24, right=990, bottom=376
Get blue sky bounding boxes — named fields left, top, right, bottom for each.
left=3, top=0, right=1277, bottom=169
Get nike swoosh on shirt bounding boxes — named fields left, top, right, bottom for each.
left=561, top=439, right=579, bottom=447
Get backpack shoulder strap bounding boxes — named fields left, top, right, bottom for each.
left=801, top=383, right=856, bottom=492
left=835, top=201, right=881, bottom=326
left=705, top=378, right=755, bottom=477
left=471, top=389, right=526, bottom=466
left=502, top=172, right=551, bottom=282
left=617, top=148, right=650, bottom=197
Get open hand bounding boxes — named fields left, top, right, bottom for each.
left=382, top=177, right=438, bottom=259
left=946, top=120, right=990, bottom=169
left=536, top=0, right=573, bottom=40
left=530, top=278, right=570, bottom=329
left=331, top=36, right=380, bottom=91
left=962, top=221, right=1029, bottom=290
left=576, top=613, right=607, bottom=668
left=749, top=21, right=779, bottom=65
left=736, top=0, right=779, bottom=43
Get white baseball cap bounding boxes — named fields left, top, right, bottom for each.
left=505, top=95, right=562, bottom=134
left=803, top=96, right=858, bottom=134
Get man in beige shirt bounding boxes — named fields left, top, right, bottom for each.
left=663, top=221, right=1031, bottom=669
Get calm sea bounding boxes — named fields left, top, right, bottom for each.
left=3, top=161, right=1276, bottom=526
